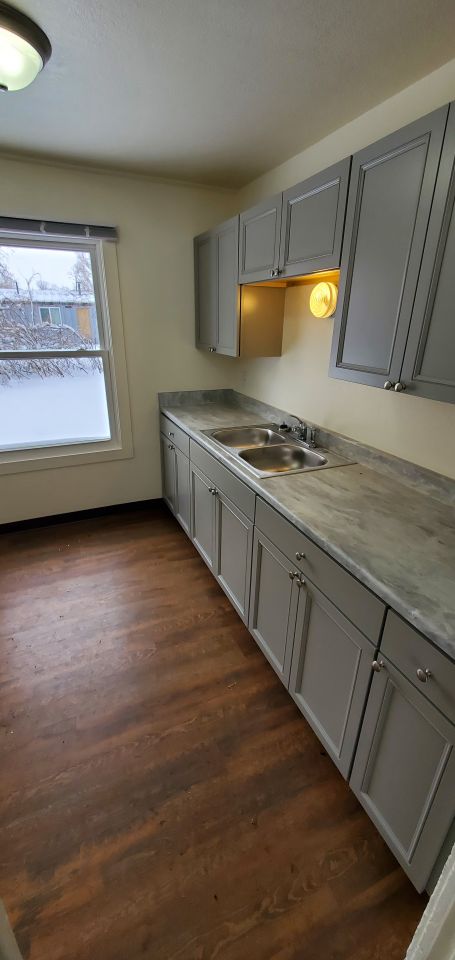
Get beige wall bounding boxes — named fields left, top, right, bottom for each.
left=232, top=59, right=455, bottom=479
left=0, top=156, right=234, bottom=523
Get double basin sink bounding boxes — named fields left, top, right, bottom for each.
left=205, top=424, right=331, bottom=478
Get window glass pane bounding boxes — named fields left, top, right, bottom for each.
left=0, top=357, right=111, bottom=450
left=0, top=244, right=100, bottom=350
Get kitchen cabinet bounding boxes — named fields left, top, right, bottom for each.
left=400, top=102, right=455, bottom=403
left=195, top=215, right=284, bottom=356
left=190, top=461, right=216, bottom=570
left=194, top=216, right=240, bottom=356
left=238, top=194, right=283, bottom=283
left=189, top=443, right=255, bottom=622
left=279, top=157, right=351, bottom=279
left=249, top=528, right=299, bottom=683
left=330, top=106, right=449, bottom=389
left=160, top=435, right=190, bottom=535
left=194, top=230, right=217, bottom=351
left=214, top=489, right=253, bottom=624
left=350, top=653, right=455, bottom=892
left=161, top=434, right=176, bottom=513
left=288, top=577, right=375, bottom=777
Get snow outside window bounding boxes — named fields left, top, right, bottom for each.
left=0, top=237, right=117, bottom=456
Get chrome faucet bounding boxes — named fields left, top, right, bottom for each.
left=281, top=415, right=317, bottom=448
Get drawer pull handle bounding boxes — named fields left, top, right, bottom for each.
left=372, top=659, right=385, bottom=673
left=295, top=551, right=305, bottom=561
left=168, top=431, right=174, bottom=437
left=416, top=667, right=432, bottom=683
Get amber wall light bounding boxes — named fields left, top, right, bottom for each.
left=0, top=1, right=51, bottom=92
left=309, top=281, right=338, bottom=319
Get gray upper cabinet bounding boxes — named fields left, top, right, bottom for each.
left=279, top=158, right=351, bottom=279
left=401, top=103, right=455, bottom=403
left=288, top=577, right=375, bottom=778
left=330, top=106, right=449, bottom=389
left=239, top=194, right=283, bottom=283
left=350, top=653, right=455, bottom=892
left=195, top=216, right=240, bottom=356
left=194, top=231, right=217, bottom=351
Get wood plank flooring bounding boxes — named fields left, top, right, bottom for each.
left=0, top=504, right=425, bottom=960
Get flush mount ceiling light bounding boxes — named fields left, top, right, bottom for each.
left=309, top=281, right=338, bottom=319
left=0, top=1, right=51, bottom=92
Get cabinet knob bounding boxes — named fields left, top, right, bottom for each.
left=295, top=551, right=305, bottom=561
left=209, top=487, right=217, bottom=496
left=270, top=269, right=275, bottom=278
left=372, top=659, right=385, bottom=672
left=416, top=667, right=432, bottom=683
left=289, top=570, right=296, bottom=580
left=168, top=443, right=175, bottom=450
left=383, top=381, right=394, bottom=390
left=296, top=576, right=305, bottom=589
left=168, top=431, right=174, bottom=438
left=209, top=346, right=216, bottom=353
left=394, top=381, right=406, bottom=392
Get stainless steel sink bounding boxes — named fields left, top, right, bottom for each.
left=204, top=421, right=344, bottom=478
left=210, top=425, right=285, bottom=449
left=239, top=444, right=327, bottom=475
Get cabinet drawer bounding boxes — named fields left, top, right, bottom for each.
left=160, top=414, right=190, bottom=457
left=381, top=611, right=455, bottom=722
left=255, top=498, right=384, bottom=642
left=190, top=441, right=255, bottom=521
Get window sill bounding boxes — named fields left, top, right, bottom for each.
left=0, top=436, right=134, bottom=476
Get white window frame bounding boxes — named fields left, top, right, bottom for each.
left=0, top=233, right=133, bottom=475
left=39, top=305, right=63, bottom=325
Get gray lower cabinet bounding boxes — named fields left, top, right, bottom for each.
left=248, top=528, right=298, bottom=683
left=174, top=446, right=190, bottom=535
left=189, top=458, right=253, bottom=620
left=239, top=194, right=283, bottom=283
left=160, top=433, right=190, bottom=535
left=330, top=106, right=449, bottom=389
left=190, top=462, right=216, bottom=570
left=214, top=489, right=253, bottom=624
left=350, top=653, right=455, bottom=892
left=279, top=158, right=351, bottom=279
left=194, top=216, right=239, bottom=356
left=288, top=577, right=375, bottom=778
left=400, top=102, right=455, bottom=403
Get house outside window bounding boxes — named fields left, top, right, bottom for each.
left=0, top=233, right=132, bottom=472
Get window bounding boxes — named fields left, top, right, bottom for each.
left=39, top=305, right=62, bottom=325
left=0, top=235, right=131, bottom=471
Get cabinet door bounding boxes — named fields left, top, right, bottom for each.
left=216, top=216, right=240, bottom=356
left=401, top=103, right=455, bottom=403
left=239, top=194, right=283, bottom=284
left=189, top=463, right=216, bottom=570
left=330, top=107, right=448, bottom=389
left=279, top=158, right=351, bottom=278
left=289, top=578, right=374, bottom=778
left=214, top=490, right=253, bottom=624
left=194, top=231, right=217, bottom=351
left=175, top=447, right=190, bottom=535
left=248, top=529, right=298, bottom=684
left=350, top=655, right=455, bottom=891
left=161, top=434, right=176, bottom=513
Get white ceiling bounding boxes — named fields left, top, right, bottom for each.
left=1, top=0, right=455, bottom=187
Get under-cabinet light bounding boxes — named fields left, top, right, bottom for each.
left=309, top=281, right=338, bottom=319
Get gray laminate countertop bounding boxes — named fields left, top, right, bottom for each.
left=159, top=396, right=455, bottom=660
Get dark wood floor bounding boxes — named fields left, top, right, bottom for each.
left=0, top=503, right=425, bottom=960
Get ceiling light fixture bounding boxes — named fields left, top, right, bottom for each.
left=0, top=1, right=51, bottom=92
left=309, top=281, right=338, bottom=319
